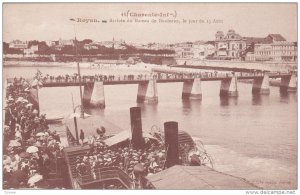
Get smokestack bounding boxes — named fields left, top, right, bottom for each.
left=164, top=121, right=179, bottom=168
left=130, top=107, right=145, bottom=149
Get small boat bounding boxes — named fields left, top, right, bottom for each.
left=46, top=117, right=64, bottom=124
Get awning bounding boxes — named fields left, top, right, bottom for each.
left=64, top=115, right=124, bottom=138
left=104, top=130, right=157, bottom=147
left=146, top=165, right=258, bottom=190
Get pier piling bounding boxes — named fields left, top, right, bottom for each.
left=136, top=79, right=158, bottom=104
left=220, top=74, right=238, bottom=97
left=280, top=74, right=297, bottom=93
left=90, top=81, right=105, bottom=108
left=182, top=78, right=202, bottom=100
left=252, top=73, right=270, bottom=95
left=82, top=83, right=94, bottom=106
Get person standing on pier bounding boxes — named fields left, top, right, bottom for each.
left=80, top=129, right=85, bottom=146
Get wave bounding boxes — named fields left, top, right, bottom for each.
left=198, top=143, right=297, bottom=189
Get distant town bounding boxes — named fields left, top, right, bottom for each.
left=3, top=29, right=297, bottom=65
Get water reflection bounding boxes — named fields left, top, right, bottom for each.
left=137, top=103, right=158, bottom=115
left=181, top=100, right=201, bottom=115
left=86, top=106, right=106, bottom=117
left=280, top=89, right=289, bottom=98
left=280, top=91, right=297, bottom=103
left=252, top=94, right=270, bottom=106
left=220, top=96, right=238, bottom=106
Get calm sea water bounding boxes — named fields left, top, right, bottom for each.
left=4, top=65, right=297, bottom=189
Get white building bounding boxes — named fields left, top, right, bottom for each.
left=175, top=41, right=215, bottom=59
left=129, top=43, right=146, bottom=50
left=54, top=45, right=64, bottom=51
left=98, top=41, right=113, bottom=48
left=83, top=43, right=99, bottom=50
left=24, top=45, right=39, bottom=55
left=95, top=38, right=126, bottom=50
left=215, top=30, right=247, bottom=59
left=175, top=42, right=194, bottom=58
left=253, top=42, right=297, bottom=62
left=9, top=40, right=28, bottom=49
left=193, top=41, right=215, bottom=59
left=245, top=34, right=297, bottom=62
left=58, top=38, right=74, bottom=46
left=46, top=40, right=57, bottom=47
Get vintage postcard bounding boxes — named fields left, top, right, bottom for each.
left=2, top=2, right=297, bottom=193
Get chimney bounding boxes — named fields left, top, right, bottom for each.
left=130, top=107, right=145, bottom=149
left=164, top=121, right=179, bottom=168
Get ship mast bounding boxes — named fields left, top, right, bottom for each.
left=70, top=18, right=84, bottom=145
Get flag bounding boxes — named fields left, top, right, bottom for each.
left=66, top=126, right=77, bottom=146
left=31, top=79, right=43, bottom=89
left=34, top=69, right=43, bottom=81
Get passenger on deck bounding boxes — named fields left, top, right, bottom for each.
left=80, top=129, right=85, bottom=146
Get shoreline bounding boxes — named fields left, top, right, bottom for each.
left=239, top=79, right=282, bottom=87
left=4, top=59, right=297, bottom=71
left=3, top=61, right=77, bottom=68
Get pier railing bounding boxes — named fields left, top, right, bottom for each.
left=6, top=72, right=293, bottom=88
left=76, top=166, right=134, bottom=189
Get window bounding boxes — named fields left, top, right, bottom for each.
left=239, top=44, right=242, bottom=49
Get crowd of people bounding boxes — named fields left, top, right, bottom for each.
left=73, top=129, right=206, bottom=189
left=75, top=141, right=166, bottom=175
left=3, top=72, right=207, bottom=189
left=36, top=71, right=242, bottom=84
left=74, top=138, right=166, bottom=189
left=41, top=73, right=152, bottom=83
left=3, top=77, right=64, bottom=189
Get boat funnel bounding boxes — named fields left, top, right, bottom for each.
left=164, top=121, right=179, bottom=168
left=130, top=107, right=145, bottom=149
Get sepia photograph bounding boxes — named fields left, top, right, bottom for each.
left=2, top=2, right=298, bottom=193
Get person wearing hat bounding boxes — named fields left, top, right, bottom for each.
left=119, top=162, right=124, bottom=170
left=128, top=167, right=133, bottom=173
left=82, top=156, right=88, bottom=162
left=133, top=156, right=139, bottom=161
left=148, top=157, right=158, bottom=174
left=75, top=157, right=81, bottom=165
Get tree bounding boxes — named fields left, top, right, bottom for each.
left=28, top=40, right=40, bottom=48
left=3, top=42, right=9, bottom=54
left=36, top=41, right=51, bottom=55
left=80, top=39, right=93, bottom=45
left=61, top=45, right=75, bottom=55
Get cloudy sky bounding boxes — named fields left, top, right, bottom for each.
left=3, top=3, right=297, bottom=44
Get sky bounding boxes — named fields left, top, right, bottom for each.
left=3, top=3, right=297, bottom=44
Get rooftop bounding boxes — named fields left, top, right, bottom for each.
left=146, top=165, right=259, bottom=190
left=268, top=34, right=286, bottom=42
left=243, top=37, right=273, bottom=45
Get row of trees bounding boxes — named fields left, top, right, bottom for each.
left=3, top=40, right=175, bottom=56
